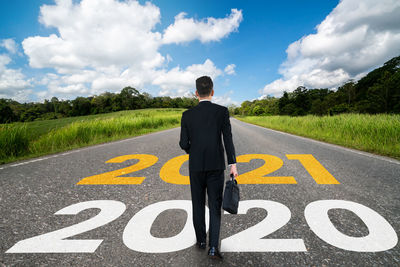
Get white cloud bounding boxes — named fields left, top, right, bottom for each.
left=224, top=64, right=236, bottom=75
left=20, top=0, right=242, bottom=101
left=23, top=0, right=163, bottom=72
left=22, top=0, right=166, bottom=98
left=1, top=39, right=19, bottom=54
left=261, top=0, right=400, bottom=97
left=212, top=90, right=239, bottom=107
left=153, top=59, right=222, bottom=97
left=162, top=8, right=243, bottom=44
left=0, top=54, right=32, bottom=102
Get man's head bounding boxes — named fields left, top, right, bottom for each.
left=196, top=76, right=214, bottom=99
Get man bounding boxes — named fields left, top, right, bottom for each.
left=179, top=76, right=238, bottom=260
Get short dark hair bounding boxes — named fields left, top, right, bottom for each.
left=196, top=76, right=213, bottom=97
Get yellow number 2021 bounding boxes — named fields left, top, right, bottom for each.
left=77, top=154, right=158, bottom=185
left=77, top=153, right=339, bottom=185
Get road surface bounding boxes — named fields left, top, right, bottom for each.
left=1, top=118, right=399, bottom=266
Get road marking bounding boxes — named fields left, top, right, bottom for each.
left=6, top=200, right=126, bottom=253
left=236, top=154, right=297, bottom=184
left=160, top=154, right=189, bottom=184
left=79, top=153, right=338, bottom=185
left=233, top=118, right=400, bottom=166
left=77, top=154, right=158, bottom=185
left=305, top=200, right=398, bottom=252
left=6, top=199, right=397, bottom=253
left=221, top=200, right=306, bottom=252
left=286, top=154, right=340, bottom=184
left=10, top=162, right=28, bottom=167
left=123, top=200, right=206, bottom=253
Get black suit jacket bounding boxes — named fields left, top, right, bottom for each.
left=179, top=100, right=236, bottom=171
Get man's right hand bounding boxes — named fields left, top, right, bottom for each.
left=230, top=163, right=238, bottom=178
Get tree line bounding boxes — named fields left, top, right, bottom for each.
left=1, top=55, right=399, bottom=124
left=234, top=55, right=400, bottom=116
left=0, top=88, right=198, bottom=123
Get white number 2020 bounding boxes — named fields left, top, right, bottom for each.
left=6, top=200, right=126, bottom=253
left=6, top=199, right=398, bottom=253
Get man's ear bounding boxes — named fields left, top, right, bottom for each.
left=211, top=89, right=214, bottom=96
left=195, top=90, right=199, bottom=97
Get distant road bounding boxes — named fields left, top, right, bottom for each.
left=1, top=118, right=399, bottom=266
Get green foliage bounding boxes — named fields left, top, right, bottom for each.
left=310, top=99, right=327, bottom=116
left=237, top=55, right=400, bottom=116
left=0, top=99, right=17, bottom=123
left=252, top=105, right=264, bottom=115
left=329, top=103, right=350, bottom=115
left=20, top=106, right=42, bottom=122
left=0, top=87, right=198, bottom=124
left=0, top=109, right=183, bottom=164
left=237, top=114, right=400, bottom=160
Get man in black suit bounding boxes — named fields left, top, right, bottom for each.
left=179, top=76, right=238, bottom=260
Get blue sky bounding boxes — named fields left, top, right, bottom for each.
left=1, top=0, right=399, bottom=106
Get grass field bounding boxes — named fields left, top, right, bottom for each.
left=0, top=108, right=184, bottom=164
left=2, top=109, right=399, bottom=165
left=235, top=113, right=400, bottom=160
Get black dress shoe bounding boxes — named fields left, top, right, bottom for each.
left=208, top=247, right=223, bottom=260
left=196, top=242, right=206, bottom=249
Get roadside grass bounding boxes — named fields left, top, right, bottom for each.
left=0, top=108, right=184, bottom=165
left=235, top=113, right=400, bottom=160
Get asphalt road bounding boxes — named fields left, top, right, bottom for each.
left=1, top=117, right=399, bottom=266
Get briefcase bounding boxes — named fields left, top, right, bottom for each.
left=222, top=173, right=240, bottom=214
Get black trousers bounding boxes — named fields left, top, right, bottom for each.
left=189, top=169, right=225, bottom=247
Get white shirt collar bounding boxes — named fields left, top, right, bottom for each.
left=199, top=99, right=211, bottom=102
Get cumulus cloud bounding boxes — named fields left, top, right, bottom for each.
left=1, top=39, right=19, bottom=54
left=23, top=0, right=163, bottom=72
left=153, top=59, right=222, bottom=97
left=162, top=9, right=243, bottom=44
left=18, top=0, right=243, bottom=101
left=261, top=0, right=400, bottom=97
left=0, top=54, right=32, bottom=102
left=212, top=90, right=239, bottom=107
left=224, top=64, right=236, bottom=75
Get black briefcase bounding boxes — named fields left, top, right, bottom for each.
left=222, top=173, right=240, bottom=214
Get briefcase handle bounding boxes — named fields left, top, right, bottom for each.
left=230, top=173, right=237, bottom=184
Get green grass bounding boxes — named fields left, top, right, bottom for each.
left=3, top=109, right=399, bottom=164
left=0, top=108, right=184, bottom=164
left=235, top=114, right=400, bottom=160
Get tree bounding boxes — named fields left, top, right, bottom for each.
left=58, top=100, right=73, bottom=116
left=20, top=106, right=41, bottom=121
left=252, top=105, right=264, bottom=115
left=111, top=94, right=123, bottom=112
left=51, top=97, right=59, bottom=113
left=72, top=97, right=92, bottom=116
left=120, top=86, right=140, bottom=110
left=0, top=99, right=17, bottom=123
left=310, top=99, right=324, bottom=116
left=292, top=86, right=310, bottom=115
left=278, top=91, right=290, bottom=114
left=355, top=55, right=400, bottom=104
left=339, top=81, right=356, bottom=106
left=43, top=99, right=53, bottom=113
left=281, top=103, right=297, bottom=115
left=240, top=100, right=252, bottom=115
left=227, top=104, right=237, bottom=115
